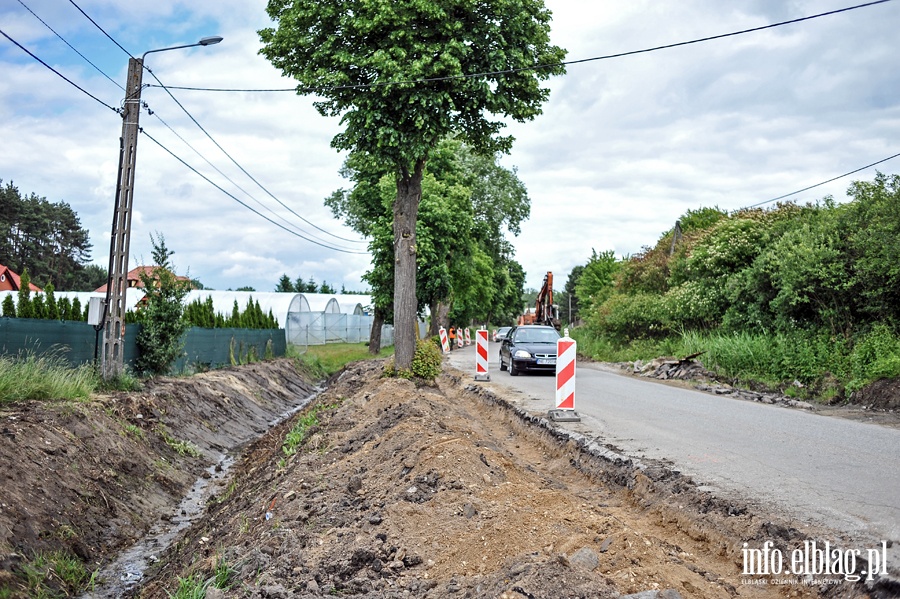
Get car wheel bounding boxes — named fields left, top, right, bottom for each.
left=509, top=360, right=519, bottom=376
left=499, top=355, right=507, bottom=371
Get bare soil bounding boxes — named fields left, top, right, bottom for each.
left=0, top=358, right=895, bottom=599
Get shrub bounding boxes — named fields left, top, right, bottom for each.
left=590, top=292, right=670, bottom=341
left=135, top=234, right=190, bottom=376
left=411, top=338, right=443, bottom=380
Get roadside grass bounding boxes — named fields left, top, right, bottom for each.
left=287, top=342, right=393, bottom=379
left=571, top=325, right=900, bottom=401
left=11, top=550, right=97, bottom=598
left=0, top=352, right=96, bottom=406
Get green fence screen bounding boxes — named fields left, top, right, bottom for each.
left=0, top=318, right=285, bottom=372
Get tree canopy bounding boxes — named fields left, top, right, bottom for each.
left=327, top=138, right=531, bottom=344
left=260, top=0, right=565, bottom=368
left=0, top=180, right=104, bottom=290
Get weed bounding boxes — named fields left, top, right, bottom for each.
left=124, top=424, right=145, bottom=440
left=14, top=550, right=95, bottom=597
left=211, top=480, right=237, bottom=505
left=156, top=427, right=201, bottom=458
left=287, top=342, right=393, bottom=379
left=168, top=574, right=207, bottom=599
left=213, top=556, right=236, bottom=589
left=282, top=401, right=340, bottom=456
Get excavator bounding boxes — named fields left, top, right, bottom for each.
left=518, top=271, right=561, bottom=330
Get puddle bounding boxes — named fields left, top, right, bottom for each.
left=80, top=391, right=320, bottom=598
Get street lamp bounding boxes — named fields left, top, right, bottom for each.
left=101, top=36, right=223, bottom=380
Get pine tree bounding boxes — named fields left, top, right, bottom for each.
left=44, top=283, right=60, bottom=320
left=2, top=294, right=15, bottom=317
left=16, top=269, right=33, bottom=318
left=71, top=297, right=82, bottom=321
left=57, top=297, right=71, bottom=320
left=31, top=293, right=46, bottom=319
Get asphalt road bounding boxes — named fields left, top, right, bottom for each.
left=446, top=342, right=900, bottom=563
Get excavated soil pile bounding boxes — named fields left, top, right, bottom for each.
left=135, top=361, right=856, bottom=599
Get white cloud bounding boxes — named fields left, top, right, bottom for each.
left=2, top=0, right=899, bottom=294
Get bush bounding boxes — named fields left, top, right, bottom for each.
left=590, top=292, right=670, bottom=340
left=411, top=338, right=443, bottom=380
left=386, top=338, right=443, bottom=381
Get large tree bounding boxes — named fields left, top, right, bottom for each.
left=0, top=180, right=96, bottom=290
left=260, top=0, right=565, bottom=368
left=327, top=139, right=530, bottom=347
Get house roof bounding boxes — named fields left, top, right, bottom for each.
left=0, top=264, right=42, bottom=292
left=94, top=266, right=192, bottom=293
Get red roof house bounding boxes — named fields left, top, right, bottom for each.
left=94, top=265, right=193, bottom=293
left=0, top=264, right=42, bottom=292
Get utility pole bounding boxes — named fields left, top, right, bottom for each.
left=100, top=37, right=223, bottom=380
left=101, top=57, right=143, bottom=380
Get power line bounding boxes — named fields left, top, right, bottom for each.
left=0, top=27, right=119, bottom=113
left=143, top=70, right=367, bottom=244
left=149, top=0, right=894, bottom=94
left=66, top=0, right=132, bottom=58
left=748, top=151, right=900, bottom=208
left=61, top=0, right=366, bottom=246
left=140, top=129, right=369, bottom=255
left=145, top=109, right=365, bottom=250
left=16, top=0, right=124, bottom=92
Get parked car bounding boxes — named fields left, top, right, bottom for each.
left=499, top=325, right=561, bottom=376
left=495, top=326, right=512, bottom=342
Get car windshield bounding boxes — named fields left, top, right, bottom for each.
left=514, top=328, right=560, bottom=343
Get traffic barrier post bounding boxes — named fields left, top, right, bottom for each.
left=475, top=328, right=490, bottom=381
left=464, top=327, right=471, bottom=346
left=549, top=333, right=581, bottom=422
left=439, top=327, right=450, bottom=353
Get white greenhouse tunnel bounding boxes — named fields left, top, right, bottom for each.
left=1, top=289, right=395, bottom=347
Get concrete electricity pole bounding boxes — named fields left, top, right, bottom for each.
left=101, top=37, right=223, bottom=380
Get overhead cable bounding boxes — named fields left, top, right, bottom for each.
left=141, top=129, right=370, bottom=255
left=0, top=28, right=118, bottom=113
left=62, top=0, right=366, bottom=246
left=143, top=70, right=367, bottom=244
left=146, top=110, right=362, bottom=248
left=148, top=0, right=894, bottom=94
left=748, top=151, right=900, bottom=208
left=66, top=0, right=132, bottom=58
left=16, top=0, right=124, bottom=91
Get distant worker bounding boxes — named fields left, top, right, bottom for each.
left=449, top=326, right=456, bottom=349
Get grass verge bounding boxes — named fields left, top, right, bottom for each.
left=571, top=325, right=900, bottom=402
left=287, top=342, right=393, bottom=379
left=0, top=352, right=96, bottom=406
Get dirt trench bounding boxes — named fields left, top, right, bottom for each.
left=0, top=358, right=889, bottom=599
left=132, top=361, right=880, bottom=599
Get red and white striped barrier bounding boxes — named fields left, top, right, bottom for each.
left=475, top=329, right=490, bottom=381
left=464, top=327, right=471, bottom=346
left=457, top=331, right=464, bottom=349
left=549, top=334, right=581, bottom=422
left=438, top=327, right=450, bottom=353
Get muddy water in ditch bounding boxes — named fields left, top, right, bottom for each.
left=80, top=392, right=319, bottom=599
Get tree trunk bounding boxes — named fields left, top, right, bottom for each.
left=368, top=305, right=385, bottom=355
left=393, top=160, right=425, bottom=370
left=428, top=300, right=450, bottom=337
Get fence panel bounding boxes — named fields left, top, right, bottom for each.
left=0, top=317, right=138, bottom=365
left=1, top=318, right=285, bottom=372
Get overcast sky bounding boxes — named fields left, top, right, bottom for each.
left=2, top=0, right=899, bottom=294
